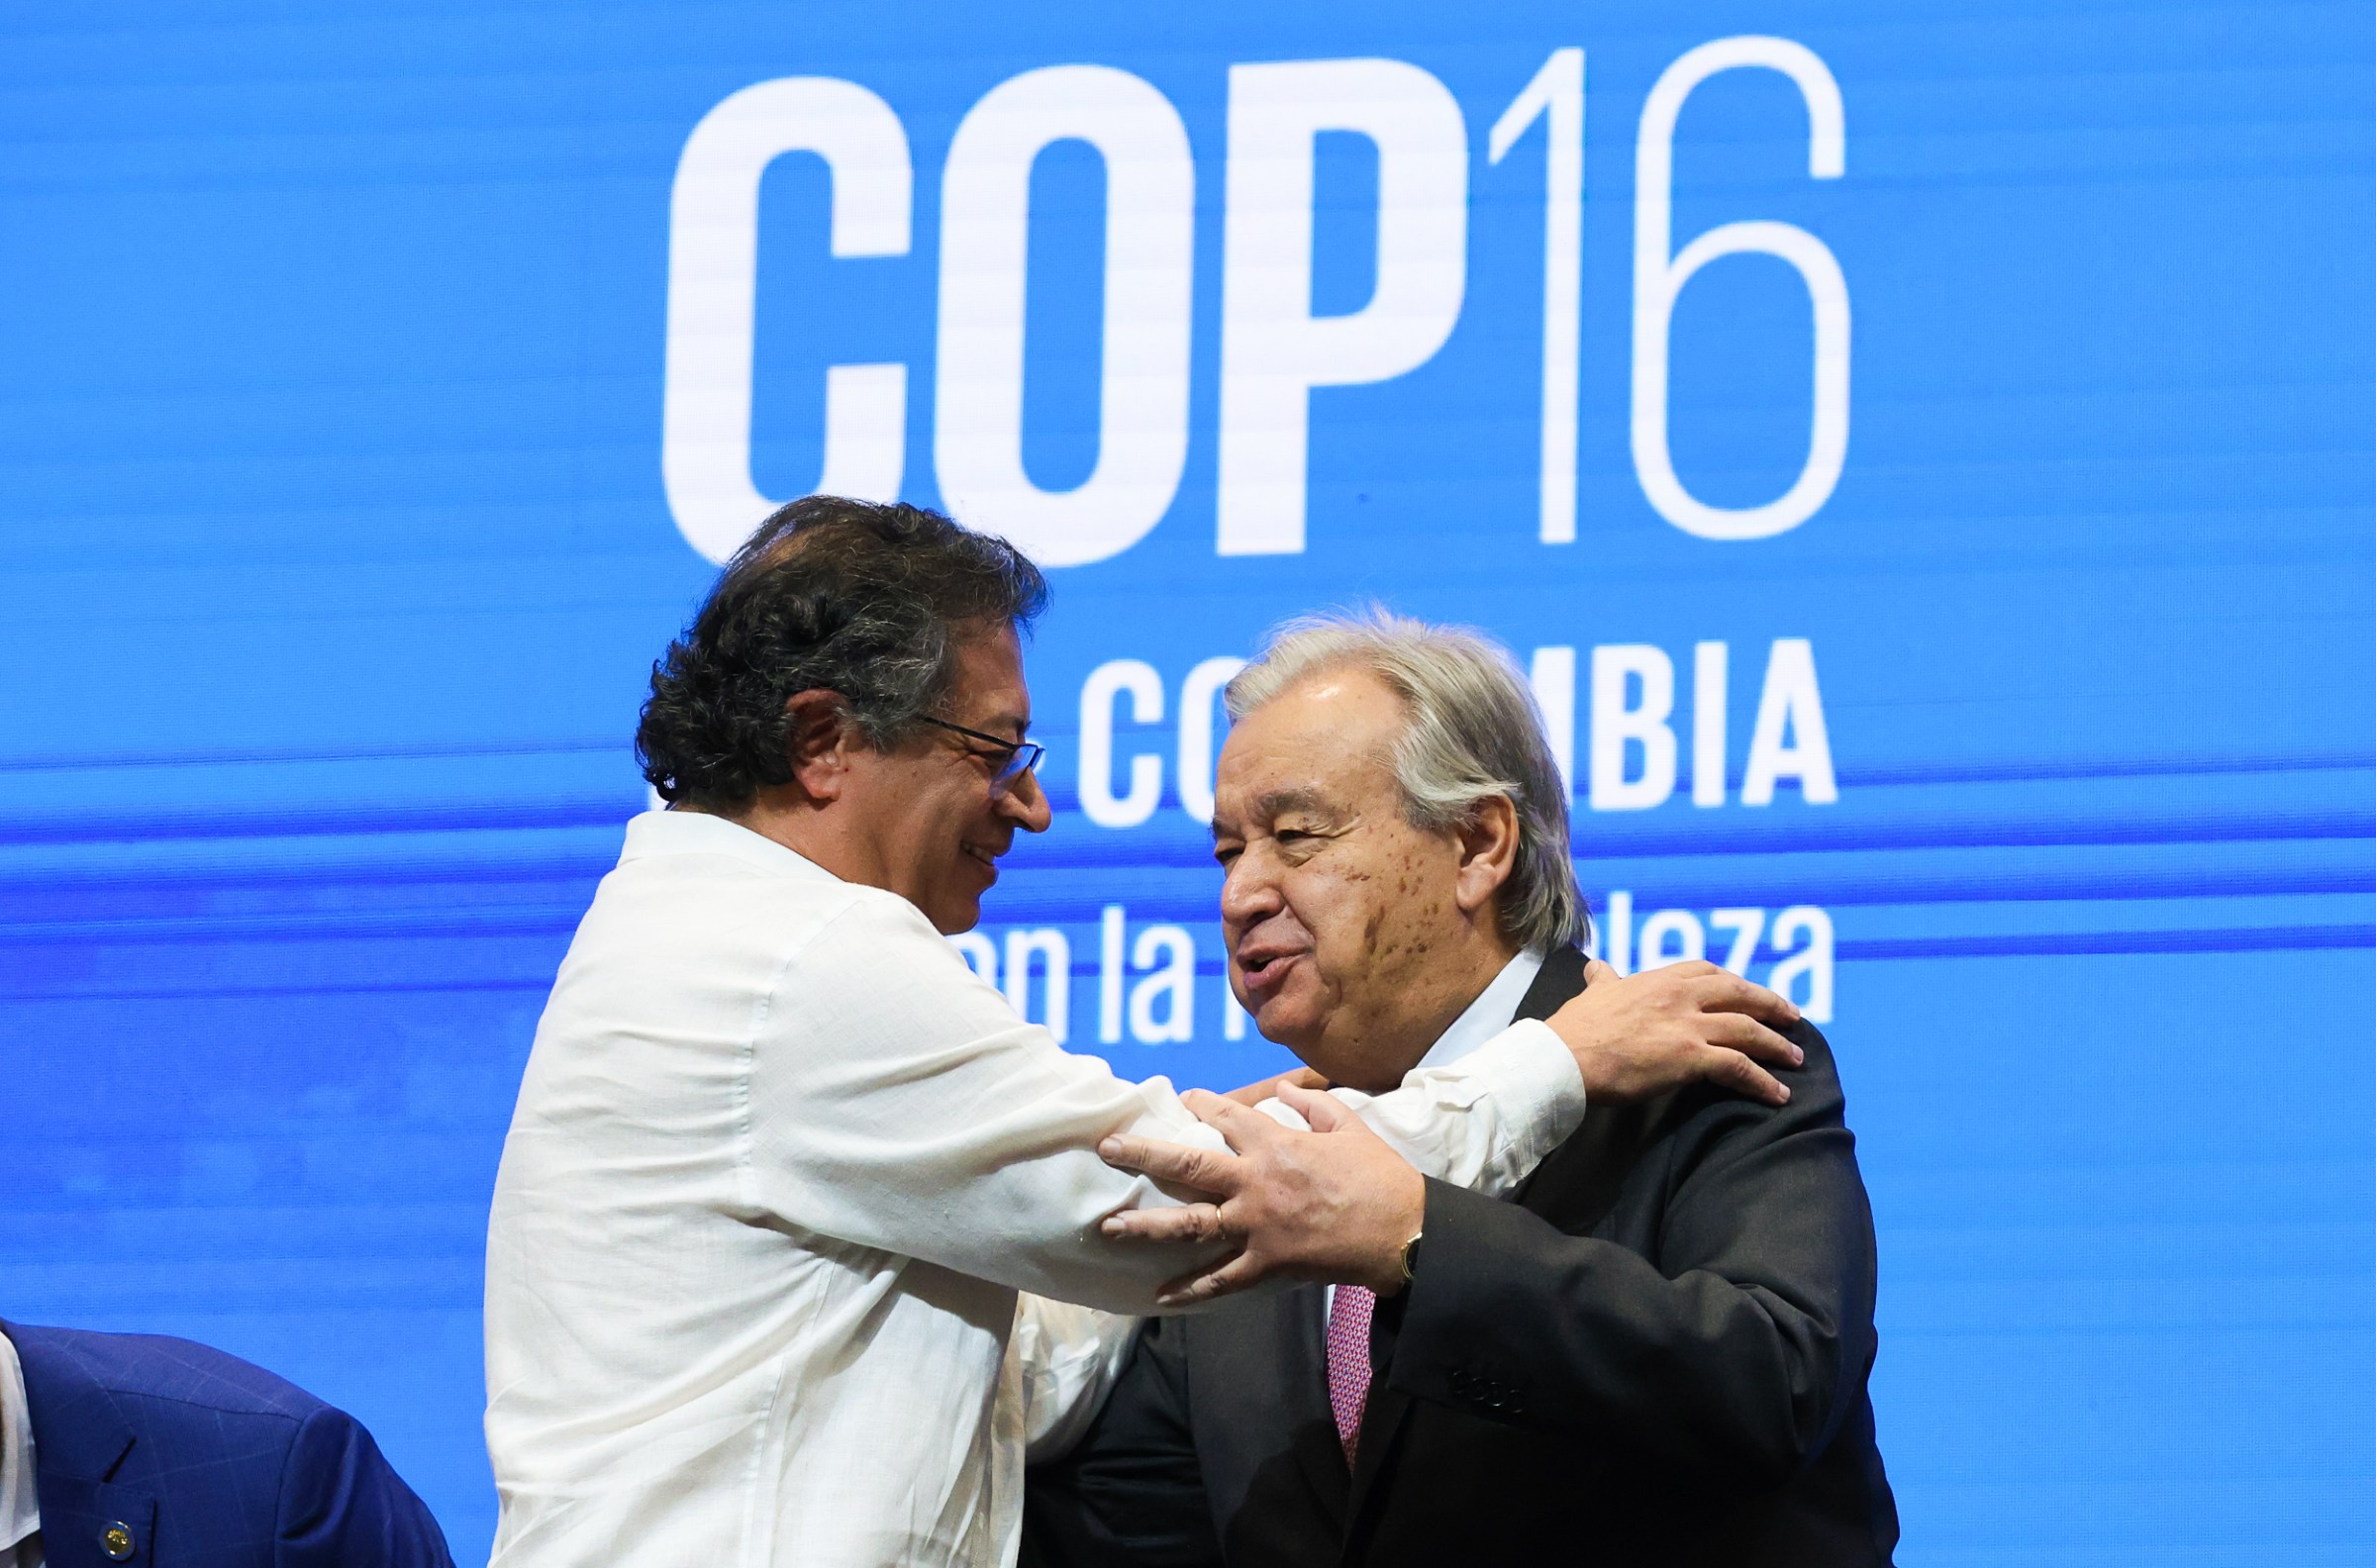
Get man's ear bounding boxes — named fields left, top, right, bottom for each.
left=1451, top=794, right=1521, bottom=918
left=782, top=689, right=856, bottom=802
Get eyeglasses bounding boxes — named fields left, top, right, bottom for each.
left=916, top=716, right=1046, bottom=796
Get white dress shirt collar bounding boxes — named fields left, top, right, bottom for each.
left=621, top=807, right=840, bottom=882
left=1414, top=946, right=1549, bottom=1071
left=0, top=1328, right=42, bottom=1568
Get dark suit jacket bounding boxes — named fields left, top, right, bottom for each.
left=1026, top=946, right=1899, bottom=1567
left=3, top=1322, right=454, bottom=1568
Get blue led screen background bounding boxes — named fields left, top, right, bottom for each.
left=3, top=3, right=2373, bottom=1560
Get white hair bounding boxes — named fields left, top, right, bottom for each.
left=1225, top=608, right=1588, bottom=953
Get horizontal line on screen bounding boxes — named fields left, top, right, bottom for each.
left=0, top=977, right=554, bottom=1003
left=1839, top=924, right=2376, bottom=960
left=10, top=737, right=2366, bottom=779
left=0, top=909, right=588, bottom=943
left=4, top=925, right=2368, bottom=1006
left=0, top=796, right=644, bottom=847
left=3, top=754, right=2374, bottom=846
left=0, top=736, right=628, bottom=775
left=6, top=843, right=2376, bottom=936
left=979, top=849, right=2376, bottom=926
left=2, top=790, right=2372, bottom=861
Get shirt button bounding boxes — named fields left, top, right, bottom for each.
left=102, top=1521, right=138, bottom=1560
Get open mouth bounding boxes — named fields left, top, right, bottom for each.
left=1236, top=949, right=1301, bottom=993
left=961, top=841, right=1000, bottom=874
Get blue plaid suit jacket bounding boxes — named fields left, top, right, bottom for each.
left=4, top=1322, right=453, bottom=1568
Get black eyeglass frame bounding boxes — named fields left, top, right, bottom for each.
left=915, top=715, right=1046, bottom=794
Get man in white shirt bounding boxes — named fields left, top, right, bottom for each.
left=482, top=499, right=1804, bottom=1566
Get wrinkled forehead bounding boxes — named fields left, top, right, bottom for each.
left=1214, top=671, right=1407, bottom=821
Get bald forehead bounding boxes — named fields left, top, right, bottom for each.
left=1238, top=662, right=1407, bottom=739
left=1214, top=667, right=1406, bottom=821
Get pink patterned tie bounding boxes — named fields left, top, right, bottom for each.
left=1325, top=1285, right=1376, bottom=1465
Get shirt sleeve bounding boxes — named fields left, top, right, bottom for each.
left=741, top=891, right=1586, bottom=1315
left=1010, top=1295, right=1141, bottom=1463
left=1264, top=1018, right=1586, bottom=1198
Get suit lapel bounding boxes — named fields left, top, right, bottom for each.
left=1343, top=948, right=1677, bottom=1554
left=1192, top=1284, right=1351, bottom=1535
left=1510, top=945, right=1589, bottom=1214
left=5, top=1323, right=138, bottom=1486
left=1508, top=949, right=1676, bottom=1226
left=1342, top=949, right=1591, bottom=1544
left=1276, top=1286, right=1354, bottom=1524
left=1341, top=1382, right=1409, bottom=1548
left=1514, top=942, right=1589, bottom=1027
left=5, top=1323, right=155, bottom=1568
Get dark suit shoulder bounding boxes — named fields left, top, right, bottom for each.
left=1643, top=1018, right=1851, bottom=1179
left=11, top=1322, right=327, bottom=1421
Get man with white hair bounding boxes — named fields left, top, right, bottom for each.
left=1028, top=612, right=1899, bottom=1567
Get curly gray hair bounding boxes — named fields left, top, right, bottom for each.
left=637, top=496, right=1048, bottom=809
left=1225, top=609, right=1587, bottom=953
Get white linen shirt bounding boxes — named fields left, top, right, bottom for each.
left=484, top=810, right=1585, bottom=1567
left=0, top=1330, right=40, bottom=1568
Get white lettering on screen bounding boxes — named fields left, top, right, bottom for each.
left=1085, top=640, right=1837, bottom=823
left=1527, top=645, right=1577, bottom=799
left=1177, top=656, right=1248, bottom=825
left=662, top=39, right=1846, bottom=565
left=1589, top=643, right=1677, bottom=812
left=1741, top=637, right=1837, bottom=805
left=1489, top=49, right=1586, bottom=546
left=934, top=65, right=1196, bottom=566
left=1632, top=37, right=1848, bottom=540
left=1592, top=897, right=1833, bottom=1022
left=1215, top=57, right=1469, bottom=555
left=1079, top=658, right=1166, bottom=829
left=663, top=77, right=913, bottom=564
